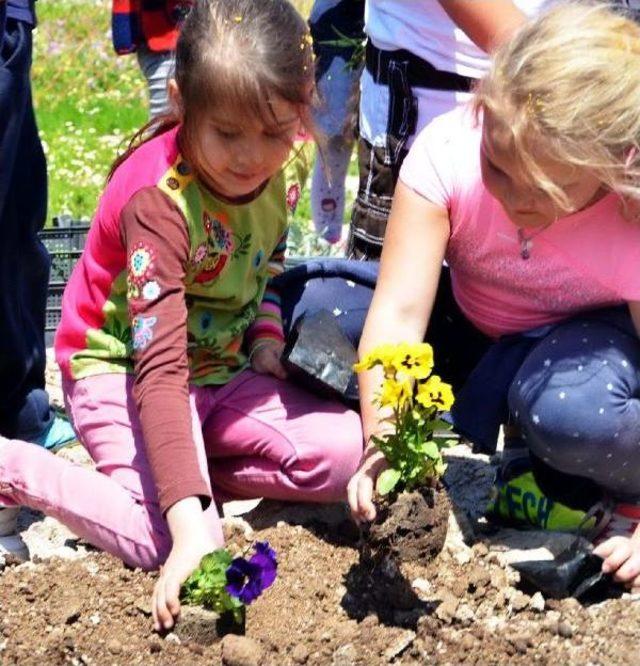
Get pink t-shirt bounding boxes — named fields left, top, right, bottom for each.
left=399, top=106, right=640, bottom=339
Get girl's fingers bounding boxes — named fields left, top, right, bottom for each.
left=151, top=583, right=160, bottom=631
left=594, top=536, right=626, bottom=562
left=165, top=576, right=182, bottom=618
left=155, top=577, right=173, bottom=630
left=357, top=475, right=376, bottom=522
left=598, top=537, right=632, bottom=574
left=614, top=550, right=640, bottom=583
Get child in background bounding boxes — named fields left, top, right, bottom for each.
left=308, top=0, right=365, bottom=244
left=112, top=0, right=193, bottom=117
left=349, top=4, right=640, bottom=591
left=0, top=0, right=362, bottom=630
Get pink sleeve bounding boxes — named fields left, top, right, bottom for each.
left=399, top=114, right=456, bottom=209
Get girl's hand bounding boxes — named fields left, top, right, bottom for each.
left=152, top=496, right=222, bottom=631
left=594, top=532, right=640, bottom=591
left=152, top=534, right=219, bottom=631
left=250, top=341, right=288, bottom=380
left=347, top=446, right=390, bottom=524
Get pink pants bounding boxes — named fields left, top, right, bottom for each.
left=0, top=371, right=362, bottom=570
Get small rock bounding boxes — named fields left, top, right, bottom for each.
left=454, top=604, right=475, bottom=625
left=411, top=578, right=433, bottom=598
left=175, top=606, right=241, bottom=646
left=221, top=635, right=263, bottom=666
left=320, top=631, right=333, bottom=643
left=435, top=595, right=459, bottom=624
left=510, top=591, right=530, bottom=612
left=359, top=615, right=379, bottom=629
left=164, top=633, right=181, bottom=645
left=453, top=549, right=472, bottom=566
left=135, top=597, right=152, bottom=616
left=473, top=542, right=489, bottom=557
left=557, top=620, right=574, bottom=639
left=89, top=613, right=101, bottom=625
left=106, top=639, right=122, bottom=655
left=332, top=643, right=357, bottom=666
left=383, top=630, right=416, bottom=661
left=291, top=643, right=309, bottom=664
left=459, top=633, right=477, bottom=651
left=529, top=592, right=545, bottom=613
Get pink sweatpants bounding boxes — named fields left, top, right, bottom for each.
left=0, top=371, right=363, bottom=570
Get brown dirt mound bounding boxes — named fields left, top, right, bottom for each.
left=3, top=516, right=640, bottom=665
left=366, top=487, right=451, bottom=564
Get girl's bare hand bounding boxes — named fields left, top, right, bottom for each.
left=152, top=535, right=218, bottom=632
left=347, top=448, right=389, bottom=524
left=250, top=341, right=288, bottom=380
left=594, top=534, right=640, bottom=591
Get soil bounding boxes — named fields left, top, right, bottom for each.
left=2, top=360, right=640, bottom=664
left=3, top=505, right=640, bottom=665
left=365, top=487, right=450, bottom=564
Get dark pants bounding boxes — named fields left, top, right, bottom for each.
left=0, top=18, right=52, bottom=440
left=509, top=311, right=640, bottom=503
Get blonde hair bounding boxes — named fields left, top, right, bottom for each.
left=474, top=2, right=640, bottom=213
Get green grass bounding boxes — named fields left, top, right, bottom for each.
left=31, top=0, right=354, bottom=253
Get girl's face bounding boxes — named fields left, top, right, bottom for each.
left=480, top=111, right=604, bottom=228
left=186, top=95, right=301, bottom=199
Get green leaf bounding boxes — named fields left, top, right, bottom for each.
left=376, top=468, right=401, bottom=495
left=423, top=440, right=440, bottom=459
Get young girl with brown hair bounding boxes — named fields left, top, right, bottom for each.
left=0, top=0, right=362, bottom=630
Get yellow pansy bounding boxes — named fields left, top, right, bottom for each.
left=353, top=343, right=401, bottom=373
left=377, top=377, right=413, bottom=409
left=392, top=342, right=434, bottom=379
left=416, top=375, right=454, bottom=411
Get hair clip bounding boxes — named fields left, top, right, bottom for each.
left=233, top=14, right=243, bottom=23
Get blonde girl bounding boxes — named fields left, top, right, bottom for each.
left=348, top=3, right=640, bottom=591
left=0, top=0, right=362, bottom=630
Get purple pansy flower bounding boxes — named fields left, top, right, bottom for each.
left=225, top=541, right=277, bottom=604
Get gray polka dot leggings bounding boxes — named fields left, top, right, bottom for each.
left=508, top=309, right=640, bottom=502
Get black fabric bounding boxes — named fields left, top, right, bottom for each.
left=365, top=41, right=474, bottom=93
left=0, top=18, right=52, bottom=439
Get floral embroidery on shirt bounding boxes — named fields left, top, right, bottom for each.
left=132, top=315, right=157, bottom=351
left=129, top=242, right=155, bottom=286
left=286, top=183, right=300, bottom=213
left=142, top=280, right=161, bottom=301
left=192, top=210, right=250, bottom=284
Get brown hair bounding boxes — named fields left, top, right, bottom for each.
left=109, top=0, right=316, bottom=179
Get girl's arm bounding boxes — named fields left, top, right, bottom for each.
left=437, top=0, right=527, bottom=53
left=348, top=181, right=450, bottom=522
left=120, top=188, right=219, bottom=631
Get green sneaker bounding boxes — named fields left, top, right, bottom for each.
left=486, top=455, right=595, bottom=533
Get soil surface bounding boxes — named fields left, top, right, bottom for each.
left=1, top=359, right=640, bottom=664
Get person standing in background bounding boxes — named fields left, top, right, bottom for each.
left=309, top=0, right=365, bottom=244
left=0, top=0, right=76, bottom=557
left=112, top=0, right=193, bottom=118
left=349, top=0, right=553, bottom=259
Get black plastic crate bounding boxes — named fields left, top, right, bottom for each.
left=40, top=225, right=90, bottom=283
left=39, top=223, right=90, bottom=346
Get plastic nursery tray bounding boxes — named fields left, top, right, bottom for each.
left=39, top=223, right=90, bottom=346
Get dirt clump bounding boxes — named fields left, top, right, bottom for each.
left=365, top=487, right=451, bottom=563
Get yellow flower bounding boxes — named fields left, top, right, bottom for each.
left=353, top=344, right=400, bottom=373
left=416, top=375, right=454, bottom=411
left=392, top=343, right=434, bottom=379
left=377, top=376, right=413, bottom=409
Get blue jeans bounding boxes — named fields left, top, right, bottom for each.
left=0, top=19, right=53, bottom=439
